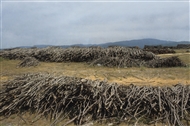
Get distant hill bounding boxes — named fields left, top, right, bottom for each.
left=8, top=38, right=190, bottom=49
left=95, top=39, right=190, bottom=48
left=37, top=39, right=189, bottom=49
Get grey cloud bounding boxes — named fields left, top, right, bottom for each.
left=2, top=1, right=189, bottom=48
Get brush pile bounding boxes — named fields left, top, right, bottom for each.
left=147, top=56, right=185, bottom=68
left=143, top=48, right=176, bottom=54
left=0, top=46, right=185, bottom=67
left=143, top=45, right=176, bottom=54
left=0, top=73, right=189, bottom=125
left=18, top=57, right=39, bottom=67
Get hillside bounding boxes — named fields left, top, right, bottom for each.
left=96, top=38, right=176, bottom=48
left=51, top=39, right=189, bottom=49
left=3, top=38, right=188, bottom=49
left=49, top=39, right=190, bottom=48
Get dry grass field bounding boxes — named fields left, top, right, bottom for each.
left=0, top=49, right=190, bottom=126
left=1, top=50, right=189, bottom=87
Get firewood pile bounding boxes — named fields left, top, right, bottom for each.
left=0, top=46, right=185, bottom=67
left=177, top=44, right=190, bottom=49
left=0, top=73, right=189, bottom=125
left=147, top=56, right=185, bottom=68
left=143, top=45, right=176, bottom=54
left=0, top=48, right=38, bottom=60
left=90, top=56, right=147, bottom=67
left=143, top=48, right=176, bottom=54
left=18, top=57, right=40, bottom=67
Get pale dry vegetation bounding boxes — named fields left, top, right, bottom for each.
left=0, top=49, right=189, bottom=126
left=0, top=56, right=189, bottom=86
left=158, top=52, right=190, bottom=66
left=0, top=47, right=185, bottom=68
left=0, top=73, right=189, bottom=126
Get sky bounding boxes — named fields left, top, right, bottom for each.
left=1, top=0, right=189, bottom=48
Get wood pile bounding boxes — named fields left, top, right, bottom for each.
left=18, top=57, right=39, bottom=67
left=0, top=73, right=190, bottom=125
left=144, top=45, right=163, bottom=49
left=0, top=47, right=185, bottom=68
left=90, top=56, right=147, bottom=67
left=143, top=45, right=176, bottom=54
left=177, top=44, right=190, bottom=49
left=0, top=48, right=38, bottom=60
left=144, top=44, right=190, bottom=51
left=147, top=56, right=185, bottom=68
left=143, top=48, right=176, bottom=54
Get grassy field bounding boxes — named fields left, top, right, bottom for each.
left=158, top=49, right=190, bottom=66
left=0, top=112, right=165, bottom=126
left=0, top=49, right=190, bottom=126
left=1, top=52, right=189, bottom=87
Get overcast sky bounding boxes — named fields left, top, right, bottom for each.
left=1, top=0, right=189, bottom=48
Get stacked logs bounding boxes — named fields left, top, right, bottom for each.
left=0, top=47, right=185, bottom=67
left=18, top=57, right=40, bottom=67
left=0, top=73, right=190, bottom=126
